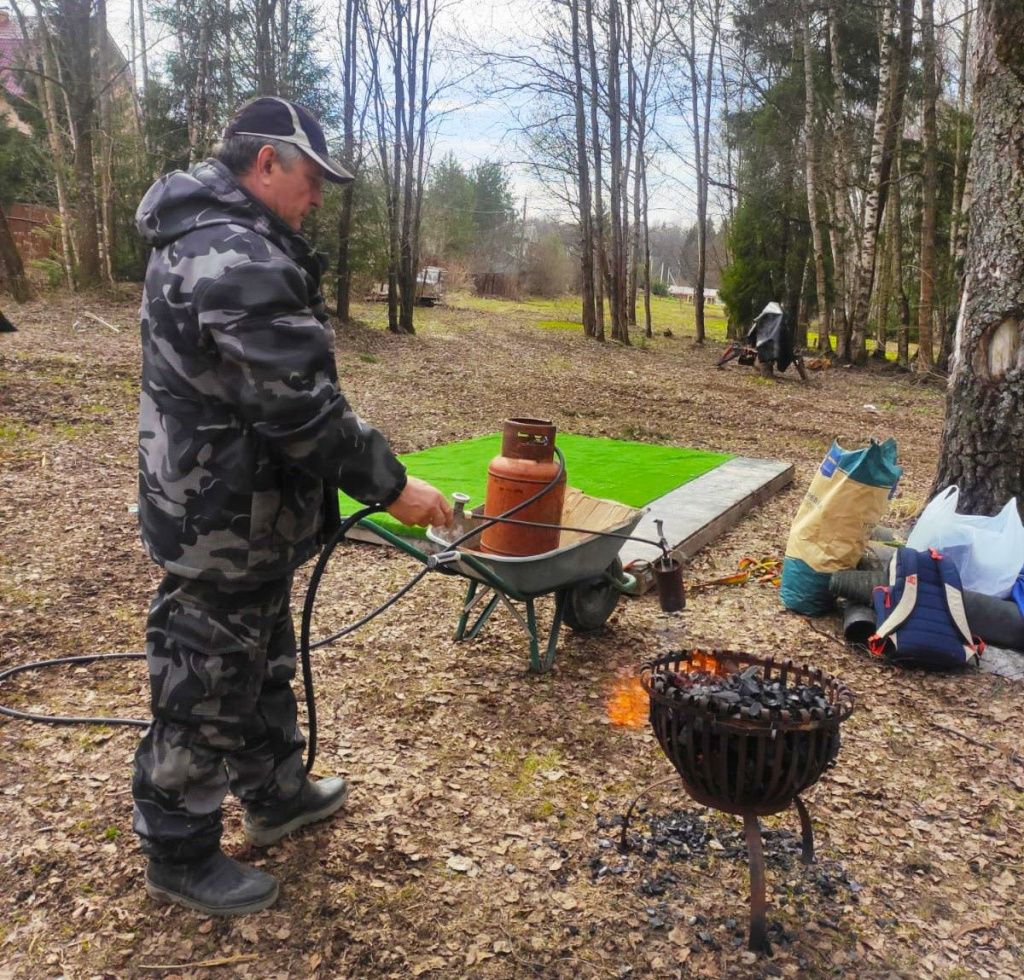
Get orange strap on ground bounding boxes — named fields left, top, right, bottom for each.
left=687, top=556, right=782, bottom=592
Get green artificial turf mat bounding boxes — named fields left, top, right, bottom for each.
left=340, top=433, right=733, bottom=539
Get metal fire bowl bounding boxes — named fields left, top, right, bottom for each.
left=640, top=650, right=855, bottom=818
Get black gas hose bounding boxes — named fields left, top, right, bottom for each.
left=1, top=445, right=671, bottom=776
left=0, top=449, right=575, bottom=769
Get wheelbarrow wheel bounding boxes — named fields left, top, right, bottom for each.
left=562, top=559, right=623, bottom=632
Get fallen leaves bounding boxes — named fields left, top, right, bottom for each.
left=1, top=295, right=1021, bottom=980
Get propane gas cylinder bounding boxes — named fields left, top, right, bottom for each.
left=480, top=418, right=567, bottom=557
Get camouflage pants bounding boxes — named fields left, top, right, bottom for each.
left=132, top=573, right=306, bottom=862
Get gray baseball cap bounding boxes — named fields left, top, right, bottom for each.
left=223, top=97, right=354, bottom=184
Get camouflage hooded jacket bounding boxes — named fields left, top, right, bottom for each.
left=136, top=159, right=407, bottom=581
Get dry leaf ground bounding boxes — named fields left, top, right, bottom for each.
left=0, top=293, right=1021, bottom=980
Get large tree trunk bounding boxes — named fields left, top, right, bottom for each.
left=0, top=207, right=32, bottom=302
left=915, top=0, right=938, bottom=372
left=801, top=4, right=830, bottom=356
left=932, top=0, right=1024, bottom=514
left=848, top=0, right=913, bottom=364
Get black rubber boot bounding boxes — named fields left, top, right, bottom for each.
left=145, top=850, right=279, bottom=915
left=243, top=776, right=350, bottom=846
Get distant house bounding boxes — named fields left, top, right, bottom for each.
left=0, top=7, right=31, bottom=135
left=0, top=6, right=136, bottom=136
left=668, top=284, right=719, bottom=305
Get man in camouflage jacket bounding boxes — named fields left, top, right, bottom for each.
left=133, top=97, right=451, bottom=916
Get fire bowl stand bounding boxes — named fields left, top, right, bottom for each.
left=634, top=651, right=855, bottom=954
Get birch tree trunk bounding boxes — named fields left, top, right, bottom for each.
left=915, top=0, right=938, bottom=372
left=801, top=3, right=830, bottom=356
left=848, top=0, right=913, bottom=364
left=933, top=0, right=1024, bottom=514
left=25, top=0, right=75, bottom=282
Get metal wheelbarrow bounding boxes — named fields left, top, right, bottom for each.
left=354, top=492, right=645, bottom=672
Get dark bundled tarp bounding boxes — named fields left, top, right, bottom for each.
left=831, top=568, right=1024, bottom=651
left=746, top=302, right=794, bottom=372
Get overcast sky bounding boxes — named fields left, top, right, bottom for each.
left=103, top=0, right=706, bottom=229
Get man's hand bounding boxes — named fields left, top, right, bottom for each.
left=385, top=476, right=453, bottom=528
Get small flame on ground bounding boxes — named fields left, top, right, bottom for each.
left=606, top=673, right=649, bottom=727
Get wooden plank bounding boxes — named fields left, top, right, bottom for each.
left=618, top=458, right=795, bottom=595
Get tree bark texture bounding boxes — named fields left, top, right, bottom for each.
left=0, top=208, right=32, bottom=302
left=933, top=0, right=1024, bottom=515
left=848, top=0, right=913, bottom=364
left=801, top=5, right=830, bottom=356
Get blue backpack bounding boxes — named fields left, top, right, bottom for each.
left=869, top=548, right=983, bottom=670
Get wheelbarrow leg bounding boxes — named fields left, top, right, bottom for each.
left=454, top=580, right=479, bottom=640
left=457, top=582, right=503, bottom=642
left=526, top=591, right=566, bottom=674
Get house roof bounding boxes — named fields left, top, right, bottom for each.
left=0, top=12, right=27, bottom=100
